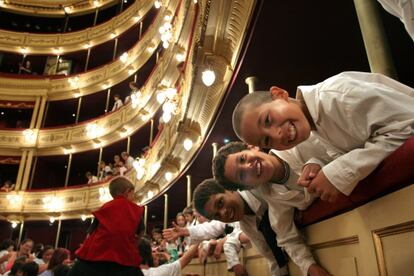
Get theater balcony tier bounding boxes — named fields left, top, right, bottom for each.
left=0, top=0, right=119, bottom=17
left=0, top=0, right=182, bottom=102
left=0, top=0, right=191, bottom=156
left=0, top=0, right=152, bottom=54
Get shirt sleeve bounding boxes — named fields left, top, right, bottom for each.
left=223, top=231, right=242, bottom=270
left=318, top=72, right=414, bottom=195
left=268, top=201, right=315, bottom=276
left=145, top=260, right=181, bottom=276
left=187, top=220, right=226, bottom=243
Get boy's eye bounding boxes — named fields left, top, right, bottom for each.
left=264, top=114, right=271, bottom=127
left=239, top=154, right=246, bottom=163
left=217, top=198, right=224, bottom=209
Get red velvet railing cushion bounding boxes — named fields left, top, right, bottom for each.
left=299, top=135, right=414, bottom=226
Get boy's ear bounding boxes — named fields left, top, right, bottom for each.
left=247, top=144, right=260, bottom=151
left=270, top=86, right=289, bottom=100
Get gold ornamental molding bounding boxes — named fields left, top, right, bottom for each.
left=0, top=0, right=152, bottom=54
left=310, top=235, right=359, bottom=250
left=0, top=0, right=191, bottom=156
left=0, top=0, right=117, bottom=17
left=0, top=0, right=257, bottom=219
left=0, top=0, right=181, bottom=102
left=372, top=220, right=414, bottom=276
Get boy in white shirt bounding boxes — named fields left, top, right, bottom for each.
left=232, top=71, right=414, bottom=202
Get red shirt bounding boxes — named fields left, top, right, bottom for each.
left=76, top=196, right=144, bottom=267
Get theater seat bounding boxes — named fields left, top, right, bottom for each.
left=299, top=136, right=414, bottom=226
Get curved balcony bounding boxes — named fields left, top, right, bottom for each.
left=0, top=0, right=256, bottom=219
left=0, top=0, right=152, bottom=54
left=0, top=0, right=181, bottom=102
left=0, top=0, right=118, bottom=17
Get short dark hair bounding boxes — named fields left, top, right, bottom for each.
left=138, top=238, right=154, bottom=267
left=109, top=176, right=134, bottom=197
left=232, top=91, right=272, bottom=140
left=212, top=142, right=248, bottom=191
left=0, top=239, right=15, bottom=251
left=193, top=178, right=225, bottom=219
left=22, top=262, right=39, bottom=276
left=114, top=94, right=120, bottom=99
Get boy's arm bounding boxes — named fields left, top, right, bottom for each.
left=163, top=220, right=226, bottom=243
left=268, top=202, right=315, bottom=275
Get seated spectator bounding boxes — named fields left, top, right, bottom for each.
left=39, top=248, right=71, bottom=276
left=4, top=239, right=34, bottom=273
left=182, top=207, right=197, bottom=227
left=22, top=262, right=39, bottom=276
left=139, top=238, right=199, bottom=276
left=0, top=239, right=15, bottom=274
left=151, top=228, right=164, bottom=248
left=111, top=94, right=123, bottom=112
left=6, top=259, right=25, bottom=276
left=85, top=172, right=98, bottom=184
left=1, top=180, right=15, bottom=192
left=175, top=213, right=188, bottom=257
left=34, top=245, right=54, bottom=274
left=97, top=161, right=112, bottom=181
left=113, top=155, right=126, bottom=176
left=19, top=60, right=32, bottom=74
left=121, top=152, right=135, bottom=170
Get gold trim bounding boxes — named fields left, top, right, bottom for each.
left=0, top=0, right=152, bottom=55
left=0, top=0, right=116, bottom=17
left=0, top=0, right=180, bottom=102
left=310, top=235, right=359, bottom=250
left=372, top=220, right=414, bottom=276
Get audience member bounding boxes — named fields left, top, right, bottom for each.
left=19, top=60, right=32, bottom=74
left=39, top=248, right=70, bottom=276
left=139, top=238, right=199, bottom=276
left=111, top=94, right=123, bottom=112
left=182, top=207, right=197, bottom=227
left=34, top=245, right=54, bottom=274
left=68, top=177, right=144, bottom=276
left=0, top=239, right=15, bottom=274
left=1, top=180, right=15, bottom=192
left=85, top=172, right=98, bottom=184
left=121, top=152, right=135, bottom=170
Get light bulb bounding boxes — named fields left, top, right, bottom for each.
left=183, top=138, right=193, bottom=151
left=202, top=69, right=216, bottom=86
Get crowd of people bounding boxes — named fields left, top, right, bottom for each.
left=0, top=239, right=71, bottom=276
left=85, top=151, right=135, bottom=185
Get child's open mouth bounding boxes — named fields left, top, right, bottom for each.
left=288, top=121, right=296, bottom=143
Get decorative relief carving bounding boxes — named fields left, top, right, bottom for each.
left=0, top=0, right=153, bottom=54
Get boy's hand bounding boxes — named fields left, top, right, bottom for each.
left=308, top=263, right=332, bottom=276
left=307, top=171, right=340, bottom=202
left=213, top=238, right=226, bottom=259
left=163, top=222, right=186, bottom=241
left=298, top=163, right=321, bottom=187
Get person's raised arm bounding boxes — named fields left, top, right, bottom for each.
left=179, top=243, right=199, bottom=268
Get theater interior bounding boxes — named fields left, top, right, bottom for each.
left=0, top=0, right=413, bottom=275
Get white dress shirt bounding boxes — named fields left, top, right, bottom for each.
left=377, top=0, right=414, bottom=40
left=142, top=260, right=181, bottom=276
left=112, top=99, right=123, bottom=111
left=295, top=71, right=414, bottom=195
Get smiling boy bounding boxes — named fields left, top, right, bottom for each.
left=232, top=71, right=414, bottom=201
left=194, top=178, right=330, bottom=276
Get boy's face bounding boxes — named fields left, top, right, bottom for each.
left=239, top=91, right=310, bottom=150
left=224, top=148, right=278, bottom=188
left=203, top=190, right=245, bottom=223
left=176, top=215, right=186, bottom=227
left=184, top=213, right=194, bottom=223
